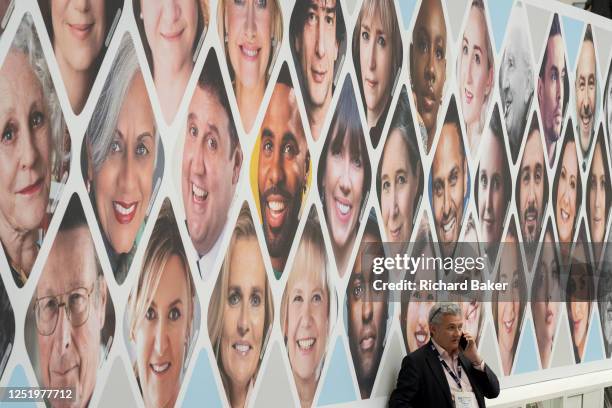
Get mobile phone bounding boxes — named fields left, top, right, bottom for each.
left=459, top=334, right=468, bottom=350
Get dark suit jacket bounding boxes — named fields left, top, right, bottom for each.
left=388, top=342, right=500, bottom=408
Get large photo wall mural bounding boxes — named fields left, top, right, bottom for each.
left=1, top=0, right=612, bottom=406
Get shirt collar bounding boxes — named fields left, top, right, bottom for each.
left=431, top=338, right=459, bottom=361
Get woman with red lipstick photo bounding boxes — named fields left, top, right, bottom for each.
left=318, top=77, right=371, bottom=277
left=352, top=0, right=402, bottom=148
left=567, top=236, right=594, bottom=364
left=128, top=200, right=196, bottom=408
left=0, top=15, right=69, bottom=288
left=218, top=0, right=283, bottom=133
left=457, top=0, right=494, bottom=154
left=378, top=88, right=422, bottom=248
left=134, top=0, right=208, bottom=123
left=84, top=34, right=161, bottom=284
left=531, top=221, right=561, bottom=369
left=281, top=209, right=334, bottom=408
left=492, top=220, right=526, bottom=376
left=208, top=204, right=273, bottom=408
left=39, top=0, right=122, bottom=114
left=553, top=127, right=581, bottom=259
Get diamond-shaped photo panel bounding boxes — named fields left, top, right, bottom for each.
left=516, top=110, right=550, bottom=262
left=0, top=14, right=72, bottom=288
left=537, top=13, right=570, bottom=168
left=180, top=48, right=243, bottom=281
left=37, top=0, right=123, bottom=115
left=399, top=207, right=438, bottom=354
left=376, top=86, right=423, bottom=247
left=81, top=33, right=164, bottom=285
left=252, top=63, right=311, bottom=279
left=318, top=75, right=371, bottom=277
left=475, top=104, right=511, bottom=262
left=573, top=25, right=600, bottom=162
left=352, top=0, right=403, bottom=148
left=499, top=2, right=536, bottom=164
left=24, top=194, right=115, bottom=407
left=281, top=206, right=336, bottom=408
left=429, top=95, right=469, bottom=259
left=530, top=216, right=563, bottom=370
left=345, top=209, right=390, bottom=399
left=289, top=0, right=347, bottom=141
left=124, top=198, right=200, bottom=408
left=552, top=122, right=581, bottom=258
left=492, top=216, right=527, bottom=376
left=456, top=0, right=494, bottom=157
left=208, top=202, right=274, bottom=408
left=566, top=221, right=594, bottom=364
left=133, top=0, right=209, bottom=123
left=408, top=0, right=451, bottom=153
left=219, top=0, right=284, bottom=133
left=586, top=125, right=610, bottom=255
left=0, top=273, right=14, bottom=380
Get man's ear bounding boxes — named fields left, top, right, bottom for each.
left=232, top=148, right=243, bottom=185
left=97, top=277, right=107, bottom=329
left=294, top=34, right=302, bottom=55
left=333, top=37, right=339, bottom=63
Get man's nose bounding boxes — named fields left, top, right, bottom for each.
left=57, top=307, right=72, bottom=354
left=315, top=18, right=326, bottom=58
left=268, top=148, right=285, bottom=186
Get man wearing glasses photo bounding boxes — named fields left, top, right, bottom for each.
left=30, top=195, right=110, bottom=408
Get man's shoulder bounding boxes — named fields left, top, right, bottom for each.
left=402, top=345, right=432, bottom=365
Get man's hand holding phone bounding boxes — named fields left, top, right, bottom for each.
left=460, top=331, right=483, bottom=366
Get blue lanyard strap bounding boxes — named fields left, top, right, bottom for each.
left=430, top=342, right=462, bottom=390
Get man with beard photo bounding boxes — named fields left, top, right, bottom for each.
left=257, top=65, right=310, bottom=279
left=517, top=113, right=547, bottom=256
left=538, top=14, right=568, bottom=165
left=500, top=3, right=534, bottom=163
left=575, top=25, right=597, bottom=159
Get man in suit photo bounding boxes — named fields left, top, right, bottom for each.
left=389, top=302, right=500, bottom=407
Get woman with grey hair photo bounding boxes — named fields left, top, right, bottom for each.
left=0, top=14, right=69, bottom=287
left=83, top=33, right=160, bottom=284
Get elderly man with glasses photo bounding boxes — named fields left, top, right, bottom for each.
left=29, top=196, right=112, bottom=408
left=390, top=302, right=499, bottom=407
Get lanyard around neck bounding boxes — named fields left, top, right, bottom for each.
left=430, top=342, right=462, bottom=390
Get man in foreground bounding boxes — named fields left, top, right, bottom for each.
left=389, top=303, right=500, bottom=407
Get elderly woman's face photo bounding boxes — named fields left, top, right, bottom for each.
left=140, top=0, right=198, bottom=72
left=380, top=130, right=418, bottom=243
left=359, top=8, right=393, bottom=122
left=0, top=50, right=52, bottom=234
left=135, top=255, right=190, bottom=408
left=93, top=72, right=155, bottom=255
left=225, top=0, right=273, bottom=91
left=478, top=129, right=506, bottom=247
left=459, top=6, right=492, bottom=132
left=51, top=0, right=106, bottom=72
left=323, top=129, right=365, bottom=254
left=221, top=237, right=266, bottom=392
left=589, top=142, right=606, bottom=242
left=286, top=269, right=329, bottom=385
left=556, top=141, right=578, bottom=243
left=410, top=0, right=446, bottom=143
left=532, top=230, right=560, bottom=367
left=497, top=239, right=521, bottom=368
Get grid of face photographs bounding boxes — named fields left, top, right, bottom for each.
left=1, top=1, right=612, bottom=407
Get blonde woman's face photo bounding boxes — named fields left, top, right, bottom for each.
left=556, top=141, right=578, bottom=243
left=135, top=255, right=191, bottom=408
left=220, top=238, right=266, bottom=391
left=588, top=142, right=606, bottom=242
left=0, top=51, right=52, bottom=234
left=359, top=8, right=393, bottom=120
left=51, top=0, right=106, bottom=72
left=140, top=0, right=198, bottom=72
left=286, top=270, right=329, bottom=384
left=459, top=6, right=492, bottom=129
left=225, top=0, right=273, bottom=90
left=93, top=72, right=156, bottom=255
